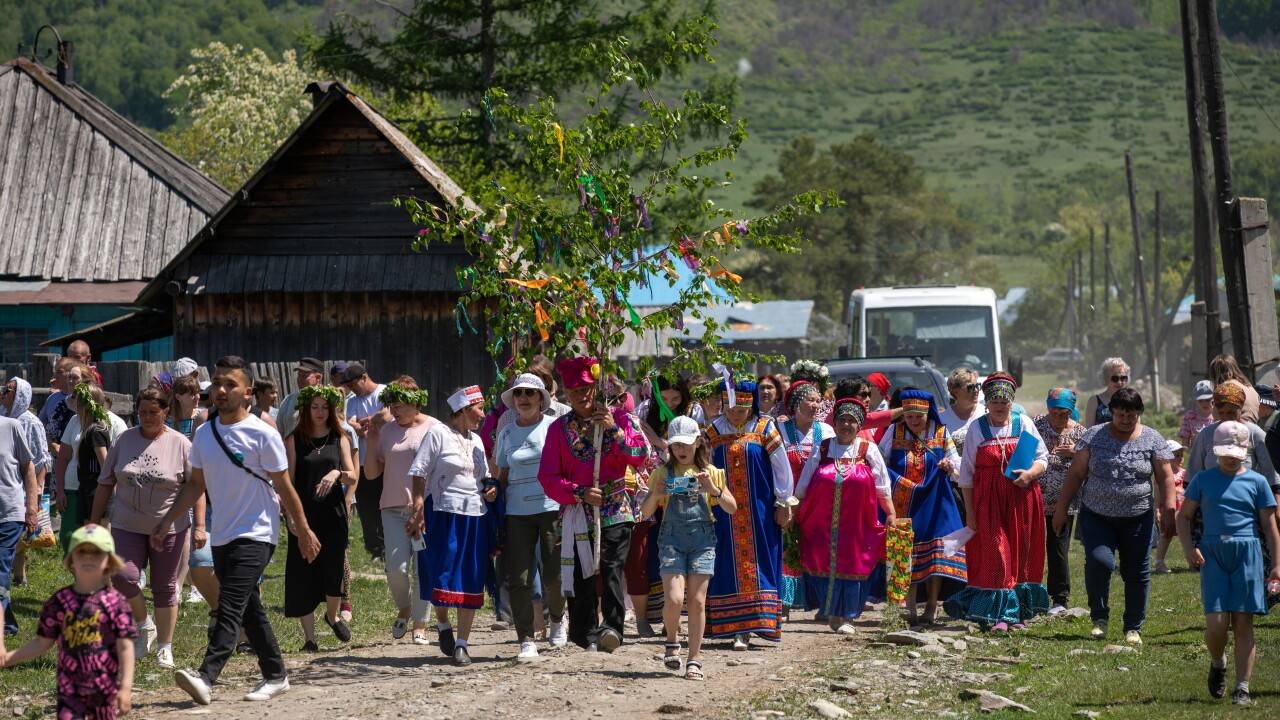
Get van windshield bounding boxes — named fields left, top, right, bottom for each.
left=865, top=305, right=996, bottom=374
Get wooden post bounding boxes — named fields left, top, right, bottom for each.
left=1125, top=150, right=1160, bottom=411
left=1179, top=0, right=1222, bottom=359
left=1104, top=222, right=1112, bottom=312
left=1089, top=226, right=1096, bottom=315
left=1236, top=198, right=1280, bottom=372
left=1196, top=0, right=1252, bottom=376
left=1154, top=190, right=1163, bottom=334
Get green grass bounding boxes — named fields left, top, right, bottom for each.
left=750, top=546, right=1280, bottom=719
left=0, top=514, right=399, bottom=719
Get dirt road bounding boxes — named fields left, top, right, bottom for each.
left=129, top=611, right=873, bottom=719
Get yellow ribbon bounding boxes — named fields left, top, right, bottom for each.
left=504, top=277, right=560, bottom=289
left=534, top=302, right=552, bottom=342
left=553, top=123, right=565, bottom=162
left=710, top=266, right=742, bottom=284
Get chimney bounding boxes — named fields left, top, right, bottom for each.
left=56, top=39, right=73, bottom=85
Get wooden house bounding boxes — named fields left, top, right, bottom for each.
left=56, top=81, right=486, bottom=417
left=0, top=50, right=228, bottom=363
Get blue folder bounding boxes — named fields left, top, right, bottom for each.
left=1003, top=431, right=1039, bottom=481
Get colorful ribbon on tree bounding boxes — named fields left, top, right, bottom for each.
left=651, top=374, right=676, bottom=422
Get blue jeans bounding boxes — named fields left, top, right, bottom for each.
left=0, top=520, right=24, bottom=636
left=1078, top=507, right=1154, bottom=632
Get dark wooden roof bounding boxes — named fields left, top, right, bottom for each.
left=139, top=81, right=477, bottom=305
left=0, top=57, right=229, bottom=282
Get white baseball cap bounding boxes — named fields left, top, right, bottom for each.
left=1212, top=420, right=1251, bottom=460
left=1195, top=379, right=1214, bottom=401
left=666, top=415, right=701, bottom=446
left=500, top=373, right=552, bottom=411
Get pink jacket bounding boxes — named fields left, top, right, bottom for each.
left=537, top=407, right=649, bottom=505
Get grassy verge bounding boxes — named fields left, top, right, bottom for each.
left=749, top=547, right=1279, bottom=719
left=1, top=514, right=399, bottom=719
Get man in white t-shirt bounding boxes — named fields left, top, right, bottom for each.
left=154, top=356, right=319, bottom=706
left=339, top=362, right=386, bottom=561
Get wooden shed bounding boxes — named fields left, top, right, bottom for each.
left=0, top=52, right=228, bottom=362
left=62, top=81, right=488, bottom=417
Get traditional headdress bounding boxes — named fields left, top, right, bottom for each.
left=296, top=384, right=346, bottom=412
left=557, top=356, right=600, bottom=391
left=379, top=382, right=428, bottom=408
left=448, top=385, right=485, bottom=413
left=1213, top=382, right=1246, bottom=408
left=784, top=380, right=821, bottom=416
left=789, top=359, right=830, bottom=394
left=831, top=395, right=868, bottom=426
left=982, top=372, right=1018, bottom=404
left=722, top=380, right=759, bottom=414
left=898, top=388, right=943, bottom=427
left=1046, top=387, right=1079, bottom=422
left=71, top=382, right=108, bottom=425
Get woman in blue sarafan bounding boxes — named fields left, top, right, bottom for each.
left=877, top=388, right=968, bottom=626
left=705, top=380, right=796, bottom=651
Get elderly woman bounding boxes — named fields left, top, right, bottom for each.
left=89, top=388, right=195, bottom=669
left=878, top=389, right=965, bottom=625
left=1084, top=357, right=1130, bottom=427
left=704, top=380, right=794, bottom=650
left=938, top=368, right=984, bottom=448
left=1034, top=388, right=1086, bottom=614
left=1053, top=388, right=1176, bottom=645
left=945, top=372, right=1049, bottom=631
left=795, top=395, right=894, bottom=635
left=410, top=385, right=495, bottom=666
left=364, top=377, right=435, bottom=645
left=756, top=375, right=785, bottom=418
left=494, top=373, right=566, bottom=659
left=778, top=379, right=833, bottom=616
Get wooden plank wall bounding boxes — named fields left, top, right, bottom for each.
left=173, top=291, right=490, bottom=418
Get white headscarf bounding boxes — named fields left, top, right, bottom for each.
left=4, top=378, right=52, bottom=473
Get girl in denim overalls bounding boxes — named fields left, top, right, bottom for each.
left=640, top=416, right=737, bottom=680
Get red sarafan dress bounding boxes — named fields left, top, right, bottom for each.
left=944, top=414, right=1049, bottom=625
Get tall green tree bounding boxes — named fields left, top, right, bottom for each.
left=745, top=134, right=974, bottom=320
left=308, top=0, right=725, bottom=177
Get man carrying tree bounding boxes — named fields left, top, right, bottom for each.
left=538, top=357, right=649, bottom=652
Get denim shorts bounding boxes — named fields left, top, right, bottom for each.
left=658, top=521, right=716, bottom=577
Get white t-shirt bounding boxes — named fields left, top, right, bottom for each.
left=60, top=412, right=128, bottom=491
left=190, top=414, right=288, bottom=546
left=345, top=384, right=385, bottom=462
left=409, top=423, right=489, bottom=517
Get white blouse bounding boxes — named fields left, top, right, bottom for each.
left=408, top=422, right=490, bottom=516
left=956, top=415, right=1048, bottom=489
left=795, top=438, right=891, bottom=499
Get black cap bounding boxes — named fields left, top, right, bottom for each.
left=295, top=357, right=324, bottom=374
left=340, top=362, right=367, bottom=384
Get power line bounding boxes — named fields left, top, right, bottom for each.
left=1221, top=53, right=1280, bottom=136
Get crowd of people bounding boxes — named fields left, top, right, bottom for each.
left=0, top=341, right=1277, bottom=716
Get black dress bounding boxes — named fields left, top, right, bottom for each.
left=284, top=430, right=349, bottom=618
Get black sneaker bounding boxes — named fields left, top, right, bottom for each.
left=438, top=627, right=456, bottom=657
left=1232, top=688, right=1252, bottom=706
left=1208, top=664, right=1227, bottom=699
left=325, top=616, right=351, bottom=643
left=236, top=641, right=254, bottom=655
left=453, top=646, right=471, bottom=666
left=302, top=640, right=319, bottom=652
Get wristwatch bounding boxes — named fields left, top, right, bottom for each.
left=774, top=496, right=799, bottom=509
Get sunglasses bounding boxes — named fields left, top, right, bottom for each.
left=511, top=388, right=541, bottom=398
left=1110, top=375, right=1129, bottom=383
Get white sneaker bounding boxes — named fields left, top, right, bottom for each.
left=244, top=676, right=290, bottom=701
left=834, top=623, right=857, bottom=636
left=517, top=641, right=539, bottom=661
left=733, top=634, right=750, bottom=651
left=1125, top=630, right=1143, bottom=646
left=1048, top=605, right=1067, bottom=617
left=156, top=646, right=175, bottom=669
left=549, top=621, right=568, bottom=648
left=174, top=669, right=212, bottom=706
left=391, top=618, right=408, bottom=640
left=1090, top=623, right=1106, bottom=640
left=136, top=617, right=157, bottom=658
left=185, top=586, right=205, bottom=605
left=412, top=632, right=430, bottom=646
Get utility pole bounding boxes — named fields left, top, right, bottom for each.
left=1104, top=222, right=1112, bottom=312
left=1180, top=0, right=1222, bottom=362
left=1089, top=226, right=1096, bottom=315
left=1126, top=150, right=1160, bottom=410
left=1154, top=190, right=1163, bottom=334
left=1197, top=0, right=1252, bottom=376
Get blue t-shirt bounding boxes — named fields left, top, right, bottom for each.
left=1184, top=467, right=1278, bottom=539
left=494, top=414, right=559, bottom=516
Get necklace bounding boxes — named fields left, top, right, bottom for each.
left=308, top=433, right=330, bottom=456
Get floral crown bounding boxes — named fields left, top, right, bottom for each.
left=71, top=383, right=108, bottom=425
left=296, top=384, right=346, bottom=412
left=789, top=359, right=830, bottom=392
left=379, top=383, right=429, bottom=408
